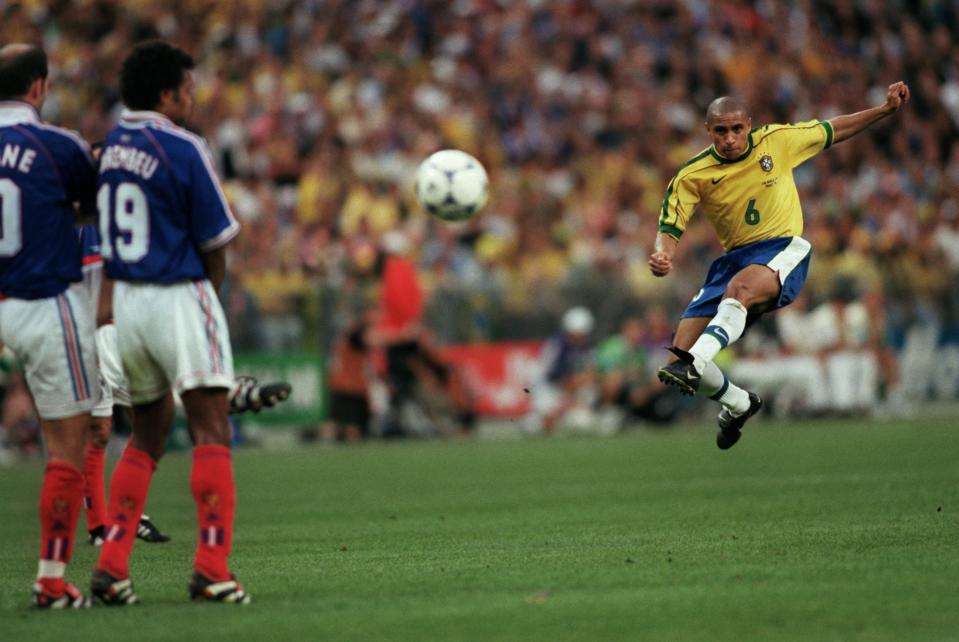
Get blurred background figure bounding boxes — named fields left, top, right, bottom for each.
left=1, top=371, right=41, bottom=461
left=524, top=306, right=597, bottom=434
left=320, top=314, right=372, bottom=443
left=374, top=231, right=426, bottom=437
left=404, top=332, right=477, bottom=437
left=595, top=315, right=679, bottom=429
left=807, top=279, right=880, bottom=415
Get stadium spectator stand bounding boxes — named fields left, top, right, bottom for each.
left=1, top=1, right=957, bottom=447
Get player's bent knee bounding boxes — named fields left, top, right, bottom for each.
left=89, top=431, right=110, bottom=449
left=41, top=415, right=90, bottom=469
left=131, top=433, right=168, bottom=462
left=90, top=417, right=112, bottom=448
left=725, top=280, right=777, bottom=309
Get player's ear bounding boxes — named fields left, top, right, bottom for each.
left=158, top=87, right=176, bottom=108
left=27, top=77, right=46, bottom=104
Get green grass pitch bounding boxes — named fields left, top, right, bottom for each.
left=1, top=416, right=957, bottom=641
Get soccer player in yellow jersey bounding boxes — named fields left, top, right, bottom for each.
left=652, top=81, right=910, bottom=449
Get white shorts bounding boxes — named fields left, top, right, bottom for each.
left=114, top=280, right=234, bottom=404
left=0, top=289, right=99, bottom=419
left=92, top=323, right=131, bottom=417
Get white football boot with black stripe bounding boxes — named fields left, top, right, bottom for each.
left=228, top=376, right=292, bottom=415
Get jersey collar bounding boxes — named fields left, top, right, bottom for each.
left=120, top=109, right=173, bottom=125
left=0, top=100, right=40, bottom=126
left=709, top=131, right=755, bottom=164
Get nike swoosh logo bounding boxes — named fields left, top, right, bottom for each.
left=711, top=176, right=726, bottom=184
left=686, top=368, right=700, bottom=381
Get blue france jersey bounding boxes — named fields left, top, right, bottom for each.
left=99, top=110, right=239, bottom=283
left=0, top=101, right=94, bottom=299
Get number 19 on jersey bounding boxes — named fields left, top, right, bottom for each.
left=98, top=182, right=149, bottom=262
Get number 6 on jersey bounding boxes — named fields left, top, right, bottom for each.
left=743, top=198, right=761, bottom=225
left=98, top=182, right=149, bottom=262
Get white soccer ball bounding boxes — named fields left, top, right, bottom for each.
left=415, top=149, right=489, bottom=222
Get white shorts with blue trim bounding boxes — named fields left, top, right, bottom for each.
left=0, top=289, right=99, bottom=420
left=113, top=280, right=234, bottom=405
left=682, top=236, right=812, bottom=319
left=92, top=323, right=132, bottom=417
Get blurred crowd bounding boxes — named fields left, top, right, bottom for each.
left=1, top=0, right=958, bottom=439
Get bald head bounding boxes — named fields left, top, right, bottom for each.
left=706, top=96, right=751, bottom=124
left=705, top=96, right=753, bottom=160
left=0, top=43, right=47, bottom=101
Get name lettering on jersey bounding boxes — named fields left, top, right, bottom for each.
left=0, top=144, right=37, bottom=174
left=99, top=145, right=159, bottom=179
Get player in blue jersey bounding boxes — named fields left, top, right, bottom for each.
left=90, top=41, right=253, bottom=605
left=74, top=224, right=171, bottom=547
left=0, top=44, right=98, bottom=608
left=75, top=222, right=289, bottom=547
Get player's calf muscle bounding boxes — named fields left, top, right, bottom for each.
left=672, top=318, right=711, bottom=353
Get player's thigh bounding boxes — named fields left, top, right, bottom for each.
left=115, top=281, right=235, bottom=403
left=725, top=264, right=781, bottom=310
left=180, top=387, right=231, bottom=447
left=151, top=281, right=234, bottom=394
left=113, top=285, right=170, bottom=405
left=0, top=292, right=99, bottom=421
left=91, top=368, right=115, bottom=421
left=671, top=317, right=711, bottom=354
left=95, top=323, right=131, bottom=406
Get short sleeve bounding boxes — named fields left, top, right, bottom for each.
left=658, top=174, right=700, bottom=240
left=186, top=139, right=240, bottom=251
left=779, top=119, right=834, bottom=168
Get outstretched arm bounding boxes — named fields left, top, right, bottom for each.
left=829, top=81, right=910, bottom=144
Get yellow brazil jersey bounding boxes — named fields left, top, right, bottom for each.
left=658, top=119, right=834, bottom=251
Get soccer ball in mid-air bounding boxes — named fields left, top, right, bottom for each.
left=415, top=149, right=489, bottom=222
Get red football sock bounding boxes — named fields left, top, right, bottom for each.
left=37, top=462, right=85, bottom=591
left=96, top=445, right=156, bottom=579
left=191, top=445, right=235, bottom=581
left=83, top=443, right=107, bottom=532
